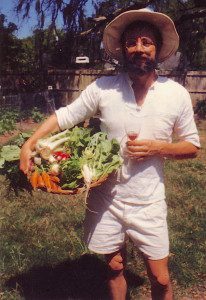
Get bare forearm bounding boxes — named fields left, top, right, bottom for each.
left=157, top=140, right=199, bottom=159
left=127, top=140, right=199, bottom=160
left=24, top=114, right=60, bottom=150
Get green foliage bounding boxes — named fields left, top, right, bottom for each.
left=0, top=108, right=19, bottom=135
left=19, top=37, right=36, bottom=73
left=20, top=107, right=45, bottom=123
left=0, top=0, right=204, bottom=71
left=0, top=107, right=45, bottom=135
left=0, top=14, right=24, bottom=73
left=30, top=107, right=45, bottom=122
left=0, top=132, right=32, bottom=186
left=60, top=128, right=122, bottom=188
left=0, top=145, right=21, bottom=167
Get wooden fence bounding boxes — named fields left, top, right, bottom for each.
left=48, top=69, right=206, bottom=106
left=0, top=69, right=206, bottom=109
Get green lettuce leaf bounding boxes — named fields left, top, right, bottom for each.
left=0, top=145, right=21, bottom=162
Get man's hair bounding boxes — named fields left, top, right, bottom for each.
left=121, top=21, right=163, bottom=55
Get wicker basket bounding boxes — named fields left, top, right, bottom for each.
left=49, top=174, right=108, bottom=195
left=28, top=172, right=108, bottom=195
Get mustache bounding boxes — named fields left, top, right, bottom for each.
left=123, top=54, right=157, bottom=74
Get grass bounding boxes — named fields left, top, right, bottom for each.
left=0, top=121, right=206, bottom=299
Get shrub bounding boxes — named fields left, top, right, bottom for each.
left=0, top=108, right=19, bottom=135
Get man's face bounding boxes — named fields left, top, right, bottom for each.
left=122, top=25, right=158, bottom=75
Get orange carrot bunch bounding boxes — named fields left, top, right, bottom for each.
left=29, top=170, right=73, bottom=194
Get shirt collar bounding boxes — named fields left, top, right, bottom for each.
left=124, top=71, right=158, bottom=90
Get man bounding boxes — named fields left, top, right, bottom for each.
left=20, top=8, right=200, bottom=300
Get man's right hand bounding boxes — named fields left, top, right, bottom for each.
left=20, top=142, right=34, bottom=175
left=19, top=113, right=61, bottom=175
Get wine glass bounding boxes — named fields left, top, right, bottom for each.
left=118, top=110, right=141, bottom=181
left=124, top=111, right=141, bottom=156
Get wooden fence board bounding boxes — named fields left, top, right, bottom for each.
left=0, top=69, right=206, bottom=108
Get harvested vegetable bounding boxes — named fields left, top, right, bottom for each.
left=28, top=127, right=123, bottom=194
left=41, top=171, right=52, bottom=192
left=0, top=127, right=122, bottom=195
left=30, top=170, right=39, bottom=189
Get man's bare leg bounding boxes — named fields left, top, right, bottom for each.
left=144, top=256, right=173, bottom=300
left=105, top=248, right=127, bottom=300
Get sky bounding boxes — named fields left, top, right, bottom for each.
left=0, top=0, right=94, bottom=39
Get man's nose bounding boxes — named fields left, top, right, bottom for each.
left=133, top=38, right=144, bottom=53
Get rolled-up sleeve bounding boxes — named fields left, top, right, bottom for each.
left=55, top=81, right=100, bottom=130
left=174, top=89, right=200, bottom=148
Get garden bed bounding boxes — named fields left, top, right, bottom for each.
left=0, top=120, right=39, bottom=145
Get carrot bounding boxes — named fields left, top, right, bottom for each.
left=30, top=170, right=39, bottom=189
left=50, top=181, right=59, bottom=192
left=56, top=186, right=74, bottom=194
left=37, top=174, right=45, bottom=188
left=42, top=171, right=51, bottom=192
left=49, top=175, right=60, bottom=183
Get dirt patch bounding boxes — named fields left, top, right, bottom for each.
left=0, top=120, right=39, bottom=145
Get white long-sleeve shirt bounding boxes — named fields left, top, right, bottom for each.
left=55, top=72, right=200, bottom=204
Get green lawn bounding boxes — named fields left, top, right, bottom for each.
left=0, top=122, right=205, bottom=299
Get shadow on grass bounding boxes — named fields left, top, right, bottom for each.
left=0, top=164, right=33, bottom=197
left=5, top=254, right=144, bottom=300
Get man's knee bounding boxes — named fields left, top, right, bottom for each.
left=153, top=273, right=170, bottom=289
left=107, top=254, right=124, bottom=271
left=105, top=251, right=125, bottom=272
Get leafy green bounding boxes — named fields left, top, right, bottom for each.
left=9, top=132, right=32, bottom=147
left=0, top=132, right=32, bottom=189
left=0, top=126, right=122, bottom=190
left=60, top=156, right=83, bottom=189
left=0, top=145, right=21, bottom=163
left=64, top=126, right=92, bottom=157
left=0, top=131, right=33, bottom=168
left=60, top=130, right=122, bottom=189
left=79, top=132, right=122, bottom=182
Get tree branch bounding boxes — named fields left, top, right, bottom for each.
left=175, top=9, right=206, bottom=26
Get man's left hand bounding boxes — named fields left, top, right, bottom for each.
left=126, top=139, right=199, bottom=160
left=126, top=139, right=164, bottom=160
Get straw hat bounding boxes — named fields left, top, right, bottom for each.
left=103, top=8, right=179, bottom=62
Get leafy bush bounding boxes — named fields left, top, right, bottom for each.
left=0, top=108, right=19, bottom=135
left=30, top=107, right=45, bottom=123
left=0, top=107, right=45, bottom=135
left=19, top=107, right=45, bottom=123
left=194, top=99, right=206, bottom=119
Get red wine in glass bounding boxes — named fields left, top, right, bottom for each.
left=127, top=131, right=139, bottom=141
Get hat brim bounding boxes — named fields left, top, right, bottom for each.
left=103, top=9, right=179, bottom=63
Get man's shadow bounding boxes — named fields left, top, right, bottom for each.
left=5, top=254, right=145, bottom=300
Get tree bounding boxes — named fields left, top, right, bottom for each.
left=0, top=14, right=23, bottom=73
left=15, top=0, right=90, bottom=31
left=85, top=0, right=206, bottom=70
left=150, top=0, right=206, bottom=69
left=14, top=0, right=206, bottom=69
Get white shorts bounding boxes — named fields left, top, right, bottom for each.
left=84, top=198, right=169, bottom=260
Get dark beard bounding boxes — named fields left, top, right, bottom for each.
left=123, top=54, right=157, bottom=75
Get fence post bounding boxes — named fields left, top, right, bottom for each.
left=45, top=85, right=56, bottom=115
